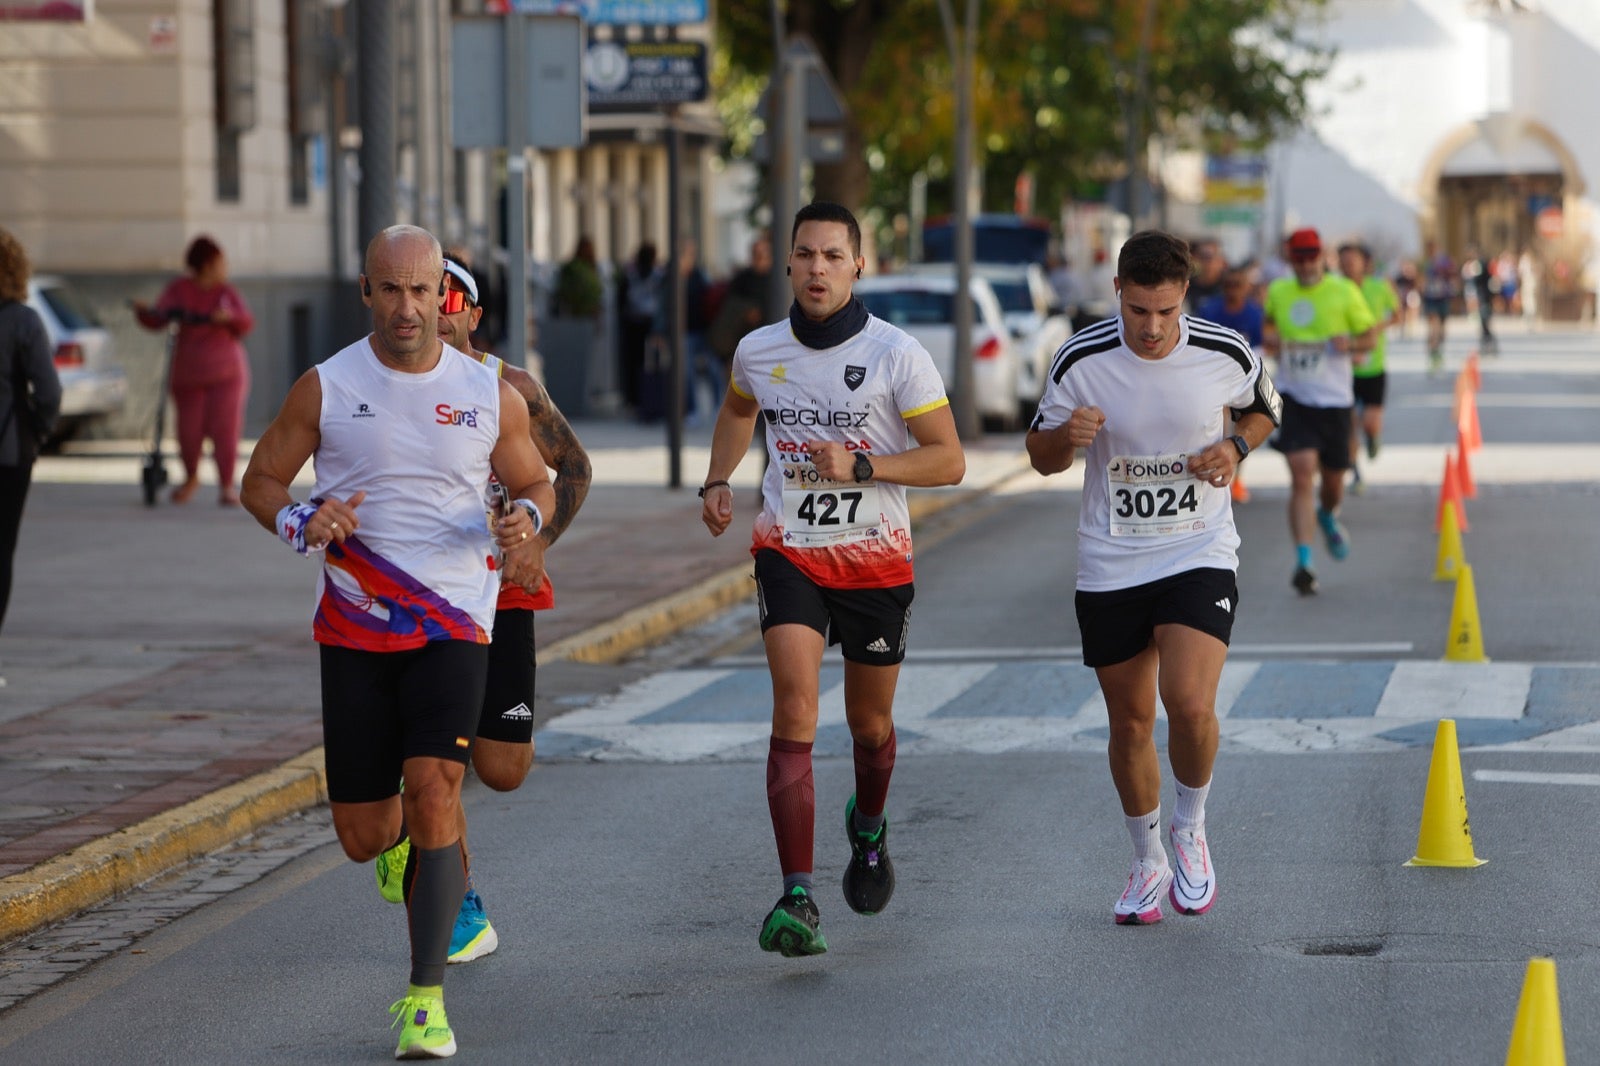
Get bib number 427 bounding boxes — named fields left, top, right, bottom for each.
left=796, top=490, right=864, bottom=526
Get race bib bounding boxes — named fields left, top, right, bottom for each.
left=781, top=478, right=882, bottom=547
left=1283, top=340, right=1328, bottom=377
left=1106, top=453, right=1208, bottom=538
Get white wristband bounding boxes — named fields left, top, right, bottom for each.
left=513, top=498, right=544, bottom=535
left=276, top=501, right=325, bottom=555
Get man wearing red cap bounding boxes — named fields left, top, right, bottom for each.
left=1262, top=228, right=1376, bottom=595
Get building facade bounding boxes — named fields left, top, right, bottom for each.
left=0, top=0, right=725, bottom=437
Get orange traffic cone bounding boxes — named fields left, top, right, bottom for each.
left=1436, top=453, right=1469, bottom=533
left=1459, top=386, right=1483, bottom=452
left=1405, top=718, right=1487, bottom=867
left=1505, top=957, right=1566, bottom=1065
left=1456, top=432, right=1478, bottom=499
left=1466, top=350, right=1482, bottom=392
left=1231, top=475, right=1250, bottom=504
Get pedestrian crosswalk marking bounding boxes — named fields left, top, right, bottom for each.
left=537, top=659, right=1600, bottom=762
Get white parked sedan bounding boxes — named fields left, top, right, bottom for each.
left=899, top=262, right=1072, bottom=423
left=27, top=276, right=128, bottom=444
left=854, top=273, right=1023, bottom=429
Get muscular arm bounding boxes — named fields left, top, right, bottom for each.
left=490, top=378, right=557, bottom=592
left=241, top=369, right=323, bottom=532
left=863, top=404, right=965, bottom=487
left=503, top=363, right=591, bottom=546
left=1027, top=405, right=1105, bottom=476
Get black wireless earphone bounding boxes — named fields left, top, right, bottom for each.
left=856, top=269, right=862, bottom=279
left=785, top=266, right=791, bottom=276
left=362, top=277, right=370, bottom=297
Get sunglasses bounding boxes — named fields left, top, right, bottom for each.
left=440, top=289, right=474, bottom=314
left=1290, top=249, right=1322, bottom=262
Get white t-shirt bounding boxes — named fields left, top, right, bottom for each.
left=311, top=338, right=502, bottom=648
left=730, top=314, right=949, bottom=589
left=1034, top=315, right=1264, bottom=591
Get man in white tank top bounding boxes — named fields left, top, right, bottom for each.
left=241, top=225, right=555, bottom=1060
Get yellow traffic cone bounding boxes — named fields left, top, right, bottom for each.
left=1445, top=564, right=1489, bottom=663
left=1506, top=957, right=1566, bottom=1065
left=1434, top=500, right=1467, bottom=582
left=1406, top=719, right=1487, bottom=868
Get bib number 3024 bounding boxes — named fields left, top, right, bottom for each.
left=1106, top=453, right=1209, bottom=538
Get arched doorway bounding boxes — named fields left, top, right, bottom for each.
left=1417, top=118, right=1590, bottom=320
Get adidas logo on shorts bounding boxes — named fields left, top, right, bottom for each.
left=866, top=637, right=891, bottom=654
left=501, top=703, right=533, bottom=721
left=1215, top=597, right=1232, bottom=613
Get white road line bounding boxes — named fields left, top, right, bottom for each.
left=712, top=641, right=1415, bottom=667
left=1375, top=662, right=1530, bottom=720
left=1472, top=769, right=1600, bottom=787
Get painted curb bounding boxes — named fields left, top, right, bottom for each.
left=0, top=455, right=1030, bottom=945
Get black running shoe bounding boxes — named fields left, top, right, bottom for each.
left=758, top=887, right=828, bottom=957
left=842, top=794, right=896, bottom=915
left=1292, top=566, right=1319, bottom=596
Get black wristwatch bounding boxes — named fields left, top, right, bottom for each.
left=852, top=452, right=874, bottom=483
left=1228, top=434, right=1251, bottom=461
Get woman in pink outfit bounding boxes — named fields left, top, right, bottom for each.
left=135, top=236, right=254, bottom=505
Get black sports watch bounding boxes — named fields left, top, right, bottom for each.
left=852, top=452, right=874, bottom=483
left=1228, top=434, right=1251, bottom=461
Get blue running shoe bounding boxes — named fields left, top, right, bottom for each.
left=447, top=890, right=498, bottom=964
left=1316, top=507, right=1350, bottom=561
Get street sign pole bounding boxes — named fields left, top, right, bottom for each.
left=666, top=109, right=685, bottom=489
left=504, top=15, right=529, bottom=369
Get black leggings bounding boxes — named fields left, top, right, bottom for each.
left=0, top=462, right=34, bottom=633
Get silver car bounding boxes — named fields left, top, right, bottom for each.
left=27, top=276, right=128, bottom=443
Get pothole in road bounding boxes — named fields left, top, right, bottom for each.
left=1264, top=933, right=1593, bottom=963
left=1300, top=937, right=1385, bottom=957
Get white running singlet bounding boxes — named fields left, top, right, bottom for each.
left=730, top=315, right=949, bottom=589
left=1035, top=315, right=1265, bottom=592
left=311, top=338, right=502, bottom=649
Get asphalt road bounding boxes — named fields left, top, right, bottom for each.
left=1, top=327, right=1596, bottom=1063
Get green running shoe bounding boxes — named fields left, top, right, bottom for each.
left=375, top=836, right=410, bottom=905
left=758, top=886, right=828, bottom=957
left=842, top=794, right=895, bottom=915
left=447, top=889, right=498, bottom=964
left=389, top=992, right=455, bottom=1059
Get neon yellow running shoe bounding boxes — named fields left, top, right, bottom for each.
left=375, top=836, right=410, bottom=905
left=389, top=991, right=456, bottom=1059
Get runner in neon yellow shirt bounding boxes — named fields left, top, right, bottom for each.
left=1262, top=228, right=1376, bottom=596
left=1339, top=242, right=1401, bottom=493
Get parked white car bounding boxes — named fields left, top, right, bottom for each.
left=900, top=262, right=1072, bottom=422
left=27, top=276, right=128, bottom=444
left=854, top=273, right=1023, bottom=429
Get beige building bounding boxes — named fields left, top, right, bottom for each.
left=0, top=0, right=723, bottom=436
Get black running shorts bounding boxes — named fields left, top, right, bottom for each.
left=477, top=607, right=537, bottom=744
left=1352, top=372, right=1387, bottom=409
left=1271, top=394, right=1355, bottom=470
left=319, top=640, right=488, bottom=803
left=753, top=548, right=914, bottom=665
left=1075, top=567, right=1238, bottom=668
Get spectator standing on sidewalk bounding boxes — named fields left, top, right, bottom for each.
left=708, top=236, right=773, bottom=370
left=0, top=226, right=62, bottom=641
left=1026, top=229, right=1281, bottom=925
left=133, top=236, right=255, bottom=506
left=363, top=256, right=592, bottom=971
left=618, top=242, right=663, bottom=415
left=700, top=202, right=965, bottom=958
left=240, top=225, right=555, bottom=1060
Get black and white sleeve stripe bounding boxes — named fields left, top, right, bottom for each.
left=1047, top=316, right=1121, bottom=385
left=1187, top=317, right=1283, bottom=426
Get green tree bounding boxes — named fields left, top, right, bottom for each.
left=715, top=0, right=1332, bottom=249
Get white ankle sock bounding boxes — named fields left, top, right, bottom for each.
left=1174, top=778, right=1211, bottom=830
left=1125, top=807, right=1165, bottom=864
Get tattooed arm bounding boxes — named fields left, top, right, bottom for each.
left=503, top=363, right=593, bottom=546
